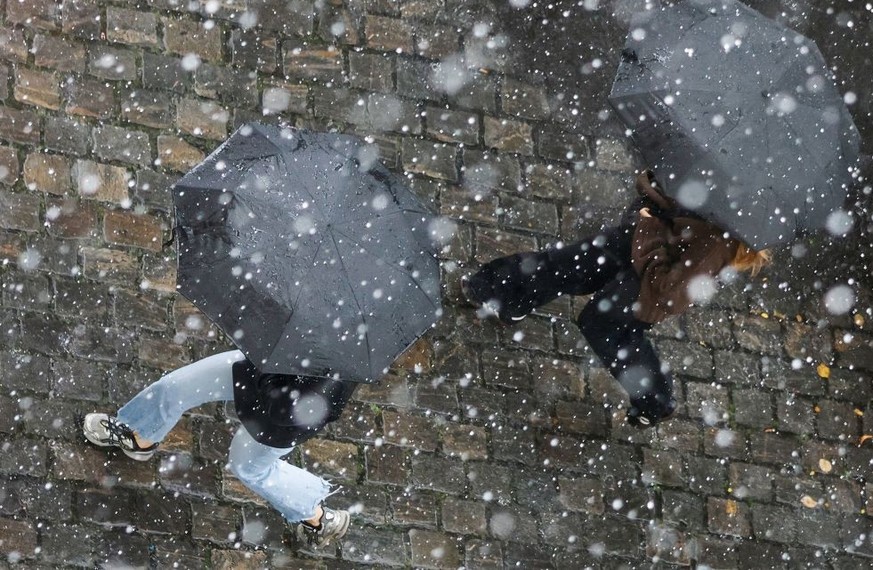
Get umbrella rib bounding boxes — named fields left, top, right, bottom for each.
left=288, top=238, right=325, bottom=314
left=331, top=227, right=439, bottom=310
left=331, top=208, right=425, bottom=229
left=327, top=229, right=374, bottom=373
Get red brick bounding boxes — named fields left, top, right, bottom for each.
left=0, top=517, right=38, bottom=559
left=32, top=34, right=86, bottom=72
left=0, top=190, right=41, bottom=231
left=107, top=8, right=158, bottom=47
left=14, top=68, right=61, bottom=109
left=6, top=0, right=59, bottom=30
left=64, top=76, right=116, bottom=119
left=0, top=105, right=40, bottom=145
left=23, top=153, right=72, bottom=195
left=0, top=146, right=20, bottom=186
left=176, top=98, right=228, bottom=140
left=157, top=135, right=205, bottom=172
left=104, top=210, right=164, bottom=251
left=75, top=160, right=130, bottom=203
left=45, top=197, right=99, bottom=239
left=163, top=17, right=223, bottom=62
left=365, top=15, right=414, bottom=53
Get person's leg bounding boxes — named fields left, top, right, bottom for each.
left=226, top=426, right=332, bottom=522
left=465, top=226, right=631, bottom=319
left=116, top=350, right=245, bottom=443
left=576, top=274, right=675, bottom=426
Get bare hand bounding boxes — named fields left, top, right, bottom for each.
left=639, top=207, right=652, bottom=218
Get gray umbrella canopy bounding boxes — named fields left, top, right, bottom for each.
left=173, top=124, right=442, bottom=382
left=609, top=0, right=860, bottom=250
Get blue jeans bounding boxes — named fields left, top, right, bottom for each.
left=116, top=350, right=331, bottom=522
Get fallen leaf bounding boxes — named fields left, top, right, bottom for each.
left=860, top=434, right=873, bottom=446
left=801, top=495, right=818, bottom=508
left=817, top=363, right=830, bottom=379
left=855, top=408, right=864, bottom=417
left=818, top=458, right=833, bottom=473
left=813, top=404, right=822, bottom=414
left=854, top=314, right=865, bottom=328
left=760, top=312, right=769, bottom=319
left=725, top=500, right=738, bottom=515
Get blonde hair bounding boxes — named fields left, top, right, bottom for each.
left=731, top=242, right=771, bottom=276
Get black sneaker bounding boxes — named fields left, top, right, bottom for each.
left=296, top=506, right=351, bottom=548
left=626, top=398, right=677, bottom=429
left=82, top=413, right=158, bottom=461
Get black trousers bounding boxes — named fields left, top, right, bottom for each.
left=466, top=225, right=674, bottom=423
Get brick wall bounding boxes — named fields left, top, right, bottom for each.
left=0, top=0, right=871, bottom=568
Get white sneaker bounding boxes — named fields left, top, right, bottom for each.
left=296, top=506, right=351, bottom=548
left=82, top=413, right=158, bottom=461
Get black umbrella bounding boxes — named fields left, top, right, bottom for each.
left=609, top=0, right=860, bottom=250
left=173, top=124, right=443, bottom=382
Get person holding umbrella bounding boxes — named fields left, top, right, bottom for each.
left=82, top=353, right=356, bottom=546
left=82, top=125, right=443, bottom=547
left=462, top=169, right=771, bottom=427
left=466, top=0, right=859, bottom=428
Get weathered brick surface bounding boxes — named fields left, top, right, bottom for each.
left=0, top=1, right=868, bottom=567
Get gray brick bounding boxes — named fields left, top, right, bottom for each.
left=93, top=126, right=152, bottom=167
left=343, top=527, right=407, bottom=565
left=195, top=64, right=258, bottom=106
left=425, top=106, right=478, bottom=145
left=163, top=17, right=221, bottom=62
left=484, top=116, right=534, bottom=154
left=450, top=72, right=497, bottom=113
left=0, top=191, right=41, bottom=232
left=142, top=52, right=193, bottom=93
left=62, top=0, right=101, bottom=39
left=44, top=116, right=91, bottom=155
left=732, top=387, right=774, bottom=429
left=313, top=88, right=420, bottom=134
left=411, top=455, right=465, bottom=494
left=365, top=15, right=414, bottom=52
left=7, top=0, right=59, bottom=30
left=0, top=438, right=48, bottom=477
left=396, top=58, right=438, bottom=101
left=0, top=350, right=52, bottom=393
left=729, top=462, right=773, bottom=501
left=89, top=46, right=138, bottom=81
left=402, top=138, right=457, bottom=181
left=501, top=77, right=550, bottom=120
left=64, top=76, right=115, bottom=119
left=230, top=29, right=278, bottom=73
left=283, top=43, right=343, bottom=83
left=415, top=24, right=458, bottom=59
left=501, top=195, right=558, bottom=234
left=524, top=163, right=573, bottom=201
left=462, top=149, right=521, bottom=193
left=777, top=394, right=816, bottom=434
left=817, top=399, right=858, bottom=440
left=0, top=105, right=41, bottom=145
left=33, top=34, right=86, bottom=72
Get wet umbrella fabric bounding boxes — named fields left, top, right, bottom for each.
left=173, top=124, right=441, bottom=382
left=609, top=0, right=860, bottom=250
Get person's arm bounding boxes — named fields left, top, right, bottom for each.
left=633, top=218, right=737, bottom=319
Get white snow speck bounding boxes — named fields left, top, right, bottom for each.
left=676, top=179, right=708, bottom=209
left=825, top=209, right=853, bottom=237
left=823, top=284, right=855, bottom=315
left=181, top=53, right=201, bottom=71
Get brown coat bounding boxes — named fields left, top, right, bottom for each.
left=630, top=172, right=739, bottom=324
